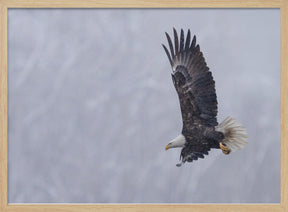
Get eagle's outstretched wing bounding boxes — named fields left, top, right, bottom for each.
left=162, top=28, right=218, bottom=130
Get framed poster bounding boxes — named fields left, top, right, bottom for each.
left=0, top=0, right=287, bottom=211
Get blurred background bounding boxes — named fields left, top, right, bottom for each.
left=8, top=9, right=280, bottom=203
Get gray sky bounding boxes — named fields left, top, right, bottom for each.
left=8, top=8, right=280, bottom=203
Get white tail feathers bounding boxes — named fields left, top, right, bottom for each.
left=215, top=117, right=248, bottom=152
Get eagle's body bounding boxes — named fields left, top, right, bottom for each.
left=163, top=29, right=248, bottom=166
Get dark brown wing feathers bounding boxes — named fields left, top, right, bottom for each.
left=162, top=28, right=219, bottom=163
left=162, top=28, right=218, bottom=128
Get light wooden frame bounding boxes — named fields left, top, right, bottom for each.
left=0, top=0, right=287, bottom=211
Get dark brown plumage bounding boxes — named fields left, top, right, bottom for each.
left=163, top=28, right=223, bottom=165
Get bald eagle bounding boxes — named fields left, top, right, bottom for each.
left=162, top=28, right=248, bottom=166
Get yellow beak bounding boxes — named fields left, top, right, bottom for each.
left=165, top=145, right=170, bottom=151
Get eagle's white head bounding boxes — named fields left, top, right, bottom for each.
left=165, top=134, right=186, bottom=150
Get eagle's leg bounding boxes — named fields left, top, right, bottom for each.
left=219, top=142, right=231, bottom=155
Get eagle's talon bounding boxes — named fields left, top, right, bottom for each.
left=220, top=142, right=231, bottom=155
